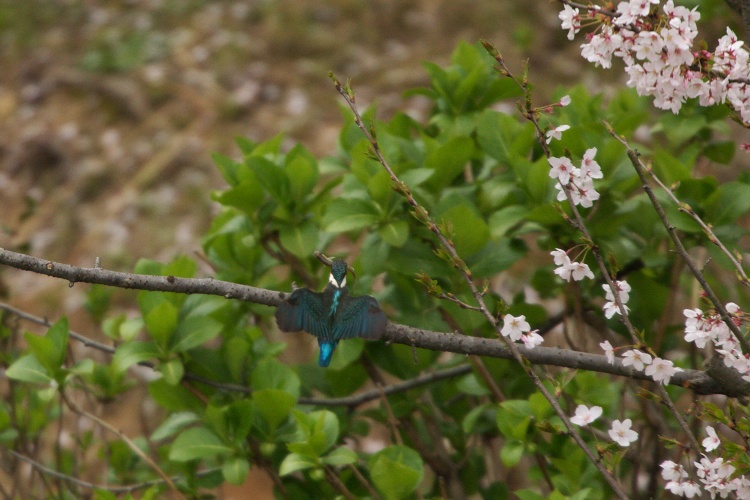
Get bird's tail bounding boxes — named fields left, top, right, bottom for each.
left=318, top=341, right=338, bottom=367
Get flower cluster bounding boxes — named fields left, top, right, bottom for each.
left=661, top=448, right=750, bottom=498
left=548, top=148, right=603, bottom=208
left=551, top=248, right=594, bottom=282
left=603, top=280, right=631, bottom=318
left=600, top=341, right=681, bottom=384
left=695, top=456, right=750, bottom=498
left=661, top=461, right=701, bottom=498
left=620, top=348, right=681, bottom=384
left=501, top=314, right=544, bottom=348
left=559, top=0, right=750, bottom=122
left=683, top=303, right=750, bottom=382
left=569, top=405, right=639, bottom=447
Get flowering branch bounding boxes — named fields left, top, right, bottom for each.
left=606, top=128, right=750, bottom=355
left=329, top=74, right=631, bottom=499
left=484, top=43, right=704, bottom=458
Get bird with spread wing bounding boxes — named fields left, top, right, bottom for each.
left=275, top=258, right=387, bottom=367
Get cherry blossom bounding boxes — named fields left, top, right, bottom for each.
left=558, top=0, right=750, bottom=122
left=609, top=419, right=638, bottom=446
left=570, top=404, right=603, bottom=426
left=665, top=479, right=701, bottom=498
left=645, top=357, right=680, bottom=385
left=702, top=426, right=720, bottom=452
left=548, top=156, right=575, bottom=185
left=600, top=340, right=615, bottom=364
left=551, top=249, right=594, bottom=282
left=661, top=460, right=688, bottom=481
left=621, top=349, right=652, bottom=371
left=545, top=124, right=571, bottom=143
left=501, top=314, right=530, bottom=342
left=521, top=330, right=544, bottom=349
left=559, top=5, right=581, bottom=40
left=602, top=280, right=631, bottom=318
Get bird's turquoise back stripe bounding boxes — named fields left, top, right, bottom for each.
left=330, top=289, right=340, bottom=317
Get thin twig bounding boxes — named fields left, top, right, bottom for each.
left=59, top=392, right=183, bottom=498
left=324, top=465, right=356, bottom=500
left=348, top=464, right=382, bottom=500
left=7, top=450, right=219, bottom=494
left=646, top=164, right=750, bottom=288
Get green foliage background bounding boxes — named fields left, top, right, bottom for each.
left=2, top=41, right=746, bottom=499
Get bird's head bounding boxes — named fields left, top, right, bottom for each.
left=328, top=258, right=348, bottom=289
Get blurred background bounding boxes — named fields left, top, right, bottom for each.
left=0, top=0, right=742, bottom=497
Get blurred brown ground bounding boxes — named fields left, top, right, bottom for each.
left=0, top=0, right=739, bottom=498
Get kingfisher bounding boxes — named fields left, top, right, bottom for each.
left=275, top=259, right=387, bottom=367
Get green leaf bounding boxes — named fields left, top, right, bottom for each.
left=113, top=341, right=161, bottom=371
left=6, top=355, right=54, bottom=384
left=291, top=410, right=339, bottom=456
left=323, top=198, right=380, bottom=233
left=212, top=152, right=240, bottom=186
left=143, top=300, right=178, bottom=349
left=24, top=335, right=60, bottom=375
left=496, top=400, right=532, bottom=440
left=160, top=359, right=184, bottom=385
left=462, top=403, right=492, bottom=434
left=247, top=156, right=290, bottom=203
left=440, top=205, right=489, bottom=256
left=702, top=140, right=734, bottom=164
left=321, top=446, right=358, bottom=466
left=148, top=379, right=204, bottom=412
left=119, top=317, right=144, bottom=342
left=286, top=145, right=319, bottom=202
left=213, top=179, right=264, bottom=215
left=379, top=220, right=409, bottom=247
left=514, top=489, right=545, bottom=500
left=279, top=221, right=319, bottom=258
left=251, top=358, right=301, bottom=397
left=652, top=148, right=692, bottom=183
left=151, top=412, right=200, bottom=441
left=26, top=317, right=69, bottom=372
left=279, top=452, right=318, bottom=476
left=477, top=110, right=534, bottom=164
left=424, top=136, right=474, bottom=190
left=705, top=181, right=750, bottom=225
left=222, top=457, right=250, bottom=485
left=164, top=256, right=197, bottom=278
left=253, top=389, right=296, bottom=433
left=171, top=317, right=223, bottom=353
left=400, top=168, right=434, bottom=187
left=488, top=206, right=528, bottom=239
left=369, top=445, right=424, bottom=500
left=169, top=427, right=233, bottom=462
left=500, top=439, right=525, bottom=467
left=455, top=373, right=490, bottom=396
left=327, top=337, right=364, bottom=370
left=368, top=169, right=393, bottom=206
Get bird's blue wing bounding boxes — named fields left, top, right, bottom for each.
left=275, top=289, right=329, bottom=339
left=333, top=295, right=387, bottom=340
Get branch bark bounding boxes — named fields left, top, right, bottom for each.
left=0, top=247, right=745, bottom=397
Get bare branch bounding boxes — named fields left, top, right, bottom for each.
left=1, top=239, right=746, bottom=399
